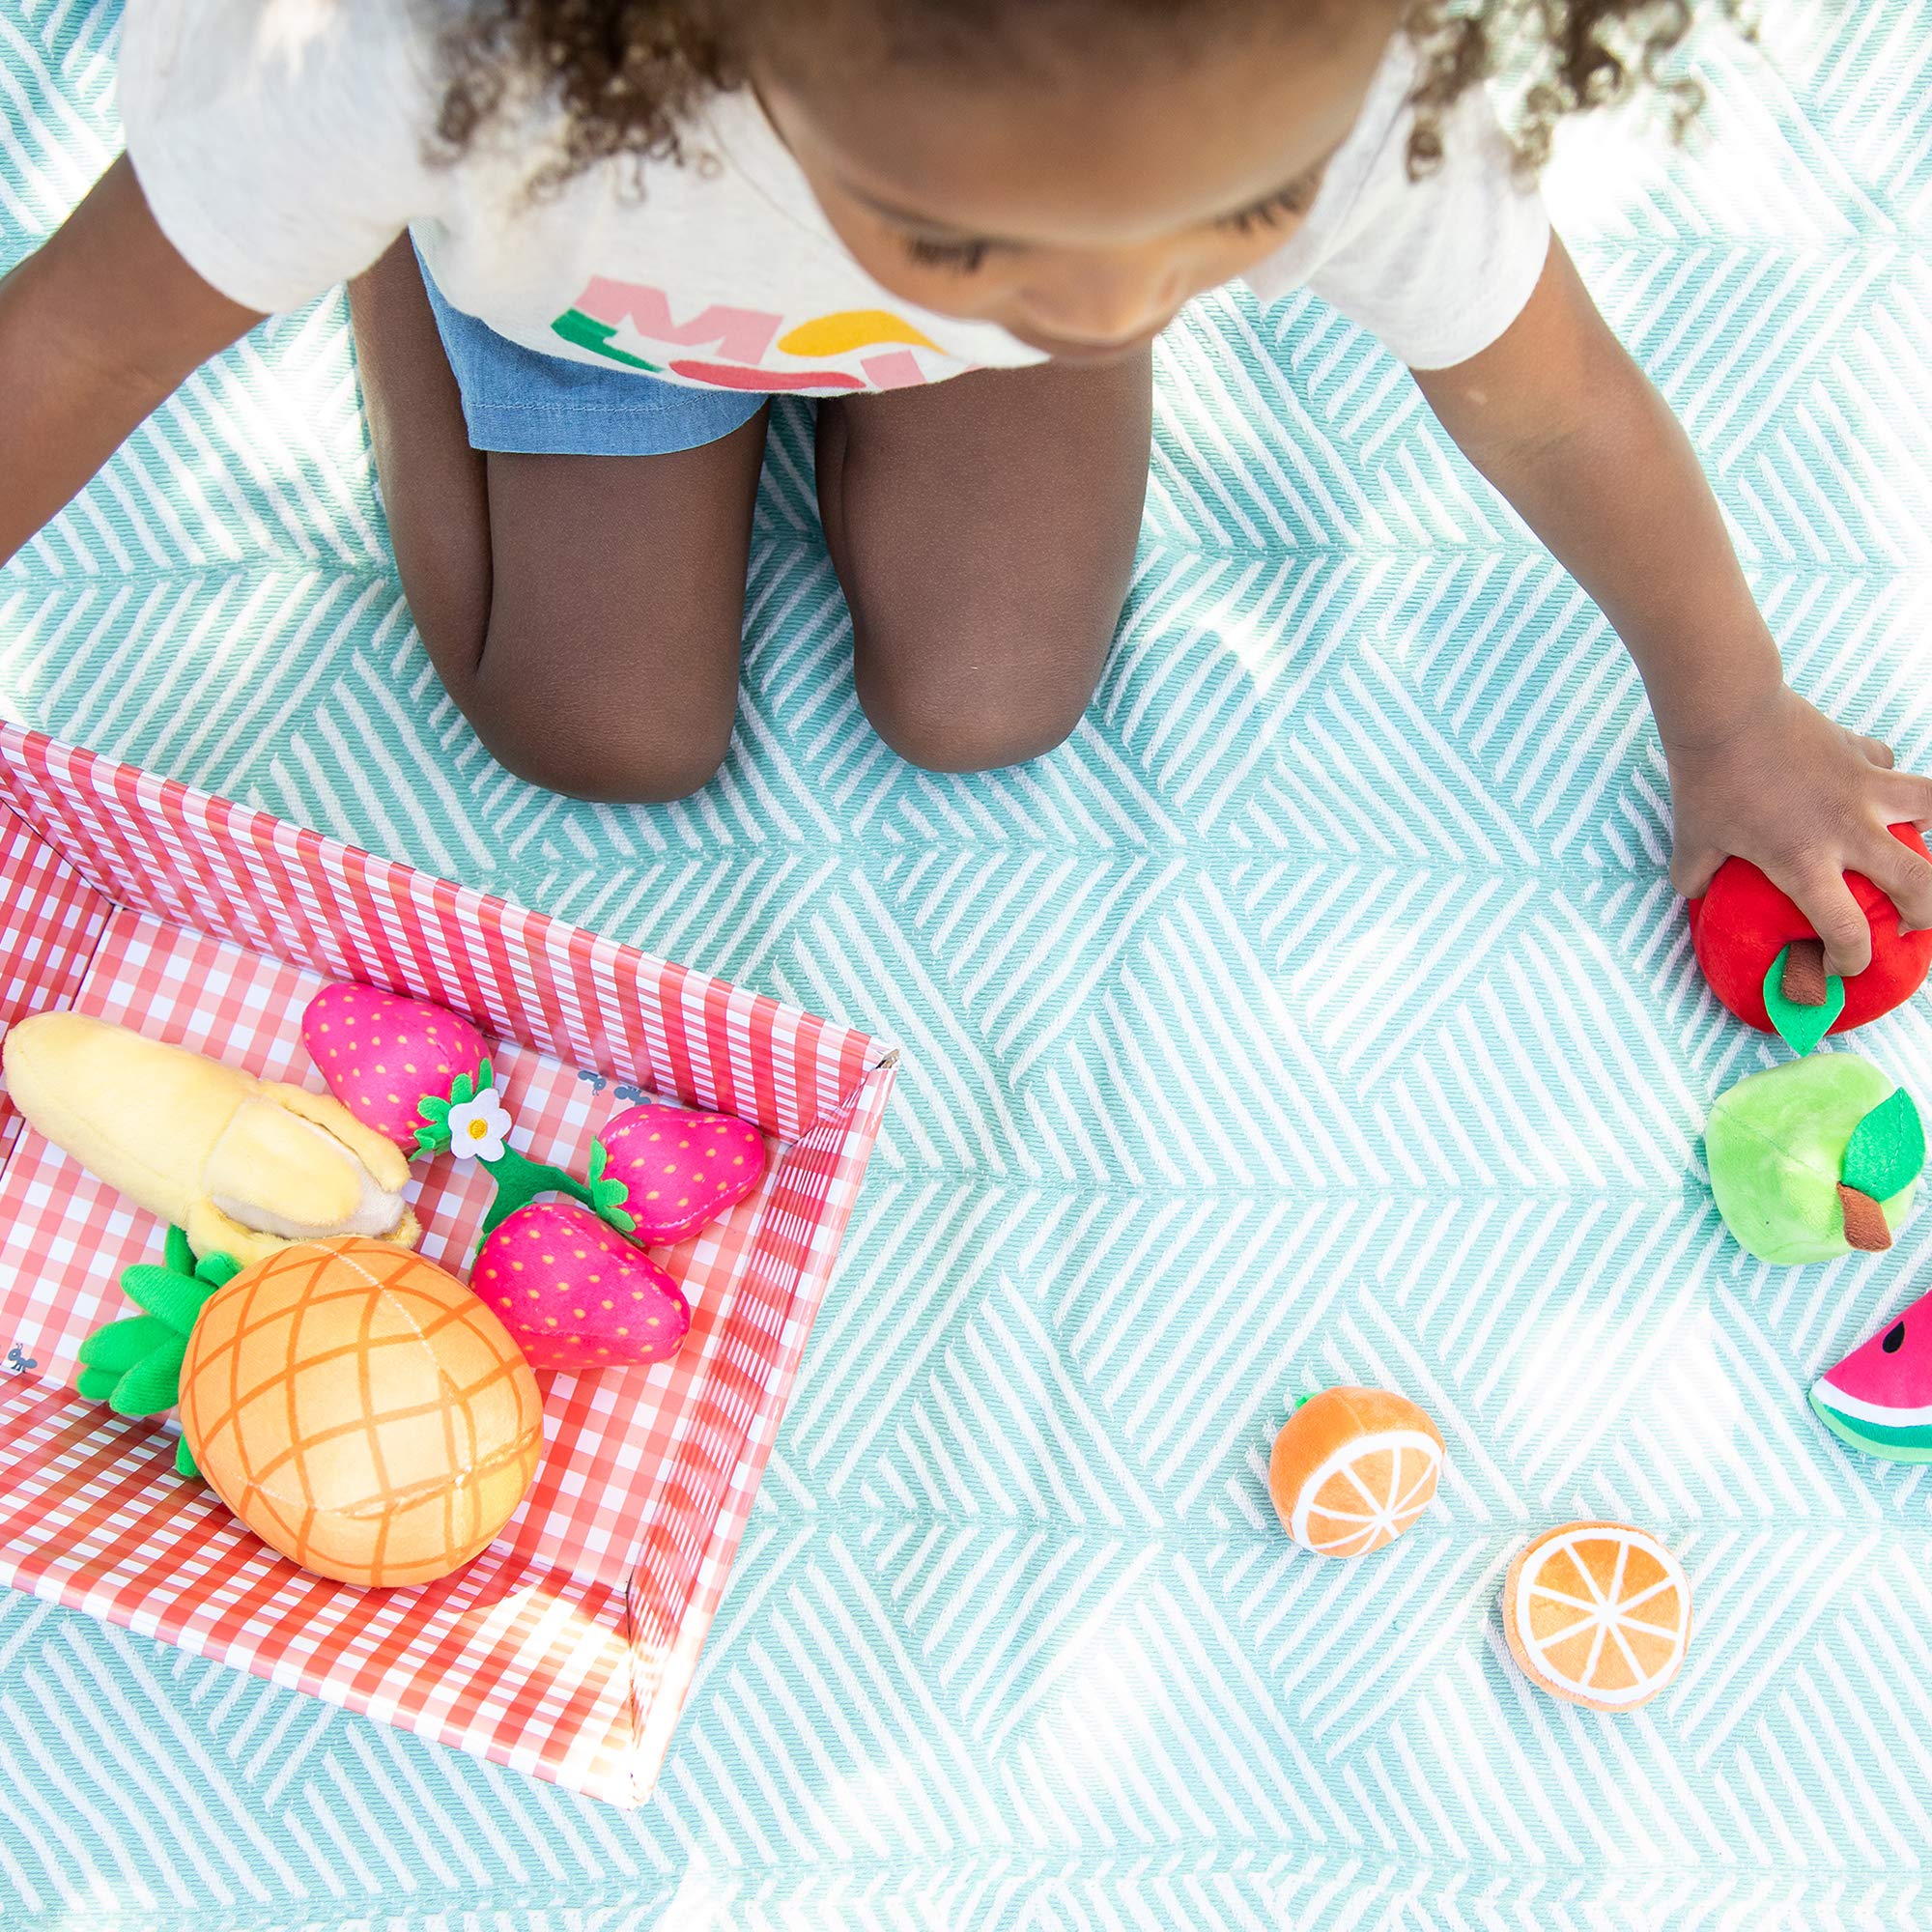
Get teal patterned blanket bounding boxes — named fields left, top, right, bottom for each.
left=5, top=3, right=1932, bottom=1926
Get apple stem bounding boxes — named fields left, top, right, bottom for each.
left=1782, top=939, right=1831, bottom=1008
left=1837, top=1183, right=1893, bottom=1254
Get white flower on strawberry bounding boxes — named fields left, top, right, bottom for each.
left=445, top=1088, right=512, bottom=1162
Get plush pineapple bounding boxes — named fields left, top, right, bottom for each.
left=1, top=1011, right=418, bottom=1264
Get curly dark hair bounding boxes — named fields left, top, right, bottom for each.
left=435, top=0, right=1750, bottom=195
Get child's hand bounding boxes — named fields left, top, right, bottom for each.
left=1666, top=685, right=1932, bottom=977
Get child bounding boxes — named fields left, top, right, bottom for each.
left=6, top=0, right=1929, bottom=978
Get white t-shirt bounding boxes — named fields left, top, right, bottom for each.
left=119, top=0, right=1551, bottom=393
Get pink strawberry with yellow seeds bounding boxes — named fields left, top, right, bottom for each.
left=596, top=1102, right=767, bottom=1245
left=302, top=984, right=488, bottom=1149
left=471, top=1199, right=691, bottom=1373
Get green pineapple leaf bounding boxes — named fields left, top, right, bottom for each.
left=77, top=1314, right=176, bottom=1374
left=75, top=1365, right=122, bottom=1404
left=120, top=1262, right=209, bottom=1335
left=1763, top=946, right=1846, bottom=1057
left=163, top=1225, right=196, bottom=1277
left=109, top=1337, right=188, bottom=1418
left=195, top=1251, right=242, bottom=1291
left=1843, top=1087, right=1927, bottom=1204
left=174, top=1435, right=201, bottom=1483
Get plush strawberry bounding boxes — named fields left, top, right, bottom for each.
left=302, top=984, right=489, bottom=1148
left=471, top=1200, right=691, bottom=1371
left=596, top=1102, right=767, bottom=1245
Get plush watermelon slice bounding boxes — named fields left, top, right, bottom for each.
left=1811, top=1283, right=1932, bottom=1462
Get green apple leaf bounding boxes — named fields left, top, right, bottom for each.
left=1842, top=1087, right=1927, bottom=1204
left=1764, top=946, right=1845, bottom=1057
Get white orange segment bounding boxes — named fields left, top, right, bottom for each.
left=1503, top=1520, right=1691, bottom=1712
left=1268, top=1387, right=1446, bottom=1560
left=1290, top=1429, right=1444, bottom=1555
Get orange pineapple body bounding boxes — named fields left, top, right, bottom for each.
left=178, top=1236, right=543, bottom=1588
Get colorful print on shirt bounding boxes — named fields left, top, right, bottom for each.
left=553, top=278, right=955, bottom=392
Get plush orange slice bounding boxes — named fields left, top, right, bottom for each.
left=1503, top=1520, right=1690, bottom=1711
left=1269, top=1386, right=1445, bottom=1558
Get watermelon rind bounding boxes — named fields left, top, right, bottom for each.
left=1808, top=1382, right=1932, bottom=1463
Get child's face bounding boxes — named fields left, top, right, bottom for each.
left=755, top=6, right=1402, bottom=361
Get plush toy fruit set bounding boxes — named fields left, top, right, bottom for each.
left=2, top=1010, right=418, bottom=1264
left=1689, top=825, right=1932, bottom=1037
left=7, top=978, right=775, bottom=1589
left=1268, top=1386, right=1445, bottom=1558
left=1688, top=841, right=1932, bottom=1479
left=83, top=1231, right=543, bottom=1585
left=302, top=982, right=764, bottom=1370
left=1267, top=1385, right=1695, bottom=1713
left=1502, top=1520, right=1691, bottom=1711
left=1706, top=1058, right=1924, bottom=1264
left=1811, top=1279, right=1932, bottom=1463
left=1691, top=844, right=1930, bottom=1268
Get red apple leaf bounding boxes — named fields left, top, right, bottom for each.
left=1763, top=946, right=1845, bottom=1056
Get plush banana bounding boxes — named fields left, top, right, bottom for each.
left=1, top=1012, right=419, bottom=1265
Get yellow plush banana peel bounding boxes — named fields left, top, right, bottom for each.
left=2, top=1012, right=419, bottom=1265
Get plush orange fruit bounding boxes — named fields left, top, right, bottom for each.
left=178, top=1236, right=544, bottom=1588
left=1268, top=1386, right=1445, bottom=1557
left=1503, top=1520, right=1691, bottom=1712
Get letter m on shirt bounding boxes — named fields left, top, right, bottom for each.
left=575, top=278, right=781, bottom=365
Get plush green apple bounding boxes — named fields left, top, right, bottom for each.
left=1705, top=1055, right=1924, bottom=1264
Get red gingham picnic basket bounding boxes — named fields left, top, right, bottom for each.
left=0, top=723, right=895, bottom=1805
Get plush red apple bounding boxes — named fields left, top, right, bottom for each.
left=1689, top=822, right=1932, bottom=1035
left=471, top=1200, right=690, bottom=1372
left=303, top=983, right=490, bottom=1148
left=596, top=1102, right=766, bottom=1245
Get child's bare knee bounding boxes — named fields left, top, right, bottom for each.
left=858, top=657, right=1086, bottom=774
left=466, top=656, right=733, bottom=802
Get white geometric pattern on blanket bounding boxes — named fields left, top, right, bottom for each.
left=5, top=0, right=1932, bottom=1926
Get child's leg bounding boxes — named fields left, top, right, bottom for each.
left=347, top=240, right=767, bottom=803
left=814, top=353, right=1151, bottom=772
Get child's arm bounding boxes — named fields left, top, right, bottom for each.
left=0, top=156, right=262, bottom=563
left=1412, top=236, right=1932, bottom=977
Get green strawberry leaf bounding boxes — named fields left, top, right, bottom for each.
left=587, top=1140, right=609, bottom=1183
left=1842, top=1087, right=1927, bottom=1203
left=417, top=1094, right=451, bottom=1124
left=75, top=1365, right=121, bottom=1404
left=591, top=1187, right=637, bottom=1237
left=109, top=1338, right=187, bottom=1418
left=1763, top=946, right=1846, bottom=1057
left=78, top=1314, right=177, bottom=1374
left=450, top=1070, right=476, bottom=1108
left=174, top=1435, right=201, bottom=1482
left=414, top=1122, right=452, bottom=1157
left=475, top=1057, right=494, bottom=1094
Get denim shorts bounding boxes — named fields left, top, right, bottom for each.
left=416, top=246, right=769, bottom=458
